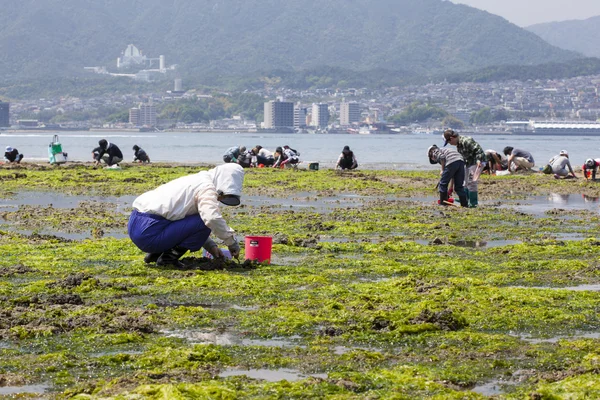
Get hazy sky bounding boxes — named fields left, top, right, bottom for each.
left=451, top=0, right=600, bottom=26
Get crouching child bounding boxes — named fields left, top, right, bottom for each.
left=428, top=144, right=468, bottom=207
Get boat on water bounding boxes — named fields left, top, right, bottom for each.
left=509, top=120, right=600, bottom=136
left=412, top=127, right=441, bottom=135
left=359, top=126, right=374, bottom=135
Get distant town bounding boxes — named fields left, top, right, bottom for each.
left=3, top=72, right=600, bottom=135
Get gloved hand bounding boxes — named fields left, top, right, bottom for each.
left=228, top=241, right=240, bottom=259
left=208, top=245, right=224, bottom=259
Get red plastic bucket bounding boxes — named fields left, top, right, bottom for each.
left=245, top=236, right=272, bottom=264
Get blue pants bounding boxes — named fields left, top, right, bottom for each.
left=440, top=160, right=466, bottom=198
left=128, top=209, right=211, bottom=254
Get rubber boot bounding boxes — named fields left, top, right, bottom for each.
left=143, top=253, right=161, bottom=264
left=439, top=191, right=449, bottom=206
left=173, top=246, right=189, bottom=258
left=468, top=191, right=478, bottom=208
left=156, top=248, right=185, bottom=268
left=459, top=194, right=469, bottom=208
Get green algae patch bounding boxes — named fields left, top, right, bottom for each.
left=1, top=165, right=600, bottom=398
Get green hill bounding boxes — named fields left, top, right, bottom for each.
left=527, top=16, right=600, bottom=58
left=0, top=0, right=579, bottom=84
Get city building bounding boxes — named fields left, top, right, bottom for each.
left=340, top=101, right=360, bottom=126
left=0, top=102, right=9, bottom=127
left=129, top=104, right=157, bottom=126
left=311, top=103, right=329, bottom=128
left=129, top=107, right=140, bottom=126
left=264, top=100, right=294, bottom=129
left=294, top=104, right=307, bottom=128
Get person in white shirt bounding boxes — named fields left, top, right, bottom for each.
left=251, top=145, right=275, bottom=167
left=128, top=163, right=244, bottom=268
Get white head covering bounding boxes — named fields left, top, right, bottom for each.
left=208, top=163, right=244, bottom=205
left=5, top=146, right=13, bottom=152
left=559, top=150, right=568, bottom=156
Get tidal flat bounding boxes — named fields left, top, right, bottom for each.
left=0, top=163, right=599, bottom=399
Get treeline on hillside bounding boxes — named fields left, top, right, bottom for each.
left=388, top=103, right=515, bottom=128
left=4, top=59, right=600, bottom=101
left=15, top=93, right=266, bottom=125
left=157, top=94, right=264, bottom=123
left=0, top=76, right=168, bottom=100
left=445, top=58, right=600, bottom=83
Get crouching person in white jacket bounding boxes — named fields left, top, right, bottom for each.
left=128, top=163, right=244, bottom=268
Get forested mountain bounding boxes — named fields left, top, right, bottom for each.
left=527, top=16, right=600, bottom=58
left=0, top=0, right=579, bottom=83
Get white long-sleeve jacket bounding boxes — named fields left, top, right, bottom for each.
left=132, top=164, right=244, bottom=246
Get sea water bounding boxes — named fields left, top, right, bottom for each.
left=2, top=131, right=599, bottom=170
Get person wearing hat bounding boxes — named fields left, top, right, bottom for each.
left=336, top=145, right=358, bottom=170
left=428, top=144, right=468, bottom=207
left=549, top=150, right=576, bottom=179
left=3, top=146, right=23, bottom=163
left=95, top=139, right=123, bottom=166
left=442, top=129, right=486, bottom=207
left=583, top=158, right=600, bottom=180
left=223, top=146, right=246, bottom=163
left=128, top=163, right=244, bottom=268
left=132, top=145, right=150, bottom=163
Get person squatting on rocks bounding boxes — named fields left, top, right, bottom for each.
left=583, top=158, right=600, bottom=180
left=273, top=146, right=300, bottom=168
left=483, top=149, right=507, bottom=174
left=503, top=146, right=535, bottom=172
left=223, top=146, right=246, bottom=164
left=236, top=148, right=254, bottom=168
left=443, top=129, right=486, bottom=207
left=336, top=145, right=358, bottom=170
left=4, top=146, right=23, bottom=163
left=94, top=139, right=123, bottom=166
left=127, top=163, right=244, bottom=268
left=250, top=145, right=275, bottom=167
left=428, top=144, right=468, bottom=207
left=132, top=145, right=150, bottom=163
left=549, top=150, right=576, bottom=179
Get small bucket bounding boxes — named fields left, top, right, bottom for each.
left=245, top=236, right=272, bottom=264
left=309, top=162, right=319, bottom=171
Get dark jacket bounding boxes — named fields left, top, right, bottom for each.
left=4, top=149, right=20, bottom=162
left=98, top=143, right=123, bottom=165
left=134, top=148, right=149, bottom=162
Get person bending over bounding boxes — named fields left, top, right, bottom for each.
left=273, top=146, right=300, bottom=168
left=128, top=163, right=244, bottom=268
left=4, top=146, right=23, bottom=163
left=443, top=129, right=486, bottom=207
left=428, top=144, right=468, bottom=207
left=583, top=158, right=600, bottom=180
left=223, top=146, right=246, bottom=163
left=132, top=145, right=150, bottom=163
left=95, top=139, right=123, bottom=166
left=503, top=146, right=535, bottom=172
left=336, top=145, right=358, bottom=170
left=549, top=150, right=576, bottom=179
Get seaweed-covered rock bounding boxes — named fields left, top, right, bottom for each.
left=411, top=309, right=467, bottom=331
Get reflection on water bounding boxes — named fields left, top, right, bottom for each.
left=508, top=193, right=600, bottom=215
left=517, top=331, right=600, bottom=344
left=0, top=191, right=136, bottom=213
left=219, top=368, right=327, bottom=382
left=0, top=385, right=49, bottom=395
left=161, top=329, right=302, bottom=348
